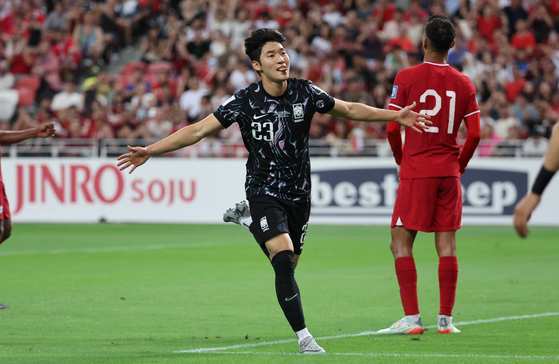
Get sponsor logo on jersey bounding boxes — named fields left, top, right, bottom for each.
left=391, top=85, right=398, bottom=99
left=276, top=110, right=291, bottom=118
left=293, top=103, right=304, bottom=122
left=260, top=216, right=269, bottom=232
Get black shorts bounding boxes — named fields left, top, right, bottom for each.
left=248, top=194, right=310, bottom=256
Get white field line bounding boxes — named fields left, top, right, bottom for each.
left=175, top=312, right=559, bottom=354
left=185, top=351, right=559, bottom=360
left=0, top=241, right=234, bottom=256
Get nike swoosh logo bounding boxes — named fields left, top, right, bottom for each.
left=253, top=114, right=268, bottom=120
left=285, top=293, right=298, bottom=301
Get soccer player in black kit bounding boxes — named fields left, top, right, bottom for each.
left=117, top=28, right=430, bottom=354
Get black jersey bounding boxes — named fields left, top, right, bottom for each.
left=214, top=78, right=335, bottom=201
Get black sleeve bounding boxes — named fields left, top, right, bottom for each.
left=306, top=80, right=335, bottom=114
left=213, top=89, right=247, bottom=129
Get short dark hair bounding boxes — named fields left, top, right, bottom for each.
left=424, top=15, right=455, bottom=52
left=244, top=28, right=287, bottom=64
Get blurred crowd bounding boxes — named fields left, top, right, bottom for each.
left=0, top=0, right=558, bottom=158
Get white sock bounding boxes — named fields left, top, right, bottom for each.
left=239, top=216, right=252, bottom=230
left=405, top=314, right=421, bottom=324
left=296, top=327, right=311, bottom=342
left=438, top=314, right=451, bottom=327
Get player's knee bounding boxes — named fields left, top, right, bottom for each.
left=271, top=250, right=295, bottom=275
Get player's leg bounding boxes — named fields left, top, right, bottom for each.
left=378, top=226, right=424, bottom=334
left=0, top=182, right=11, bottom=245
left=249, top=195, right=324, bottom=354
left=0, top=184, right=11, bottom=309
left=379, top=178, right=437, bottom=335
left=432, top=177, right=462, bottom=334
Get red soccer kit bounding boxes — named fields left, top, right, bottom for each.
left=387, top=62, right=480, bottom=232
left=0, top=143, right=11, bottom=222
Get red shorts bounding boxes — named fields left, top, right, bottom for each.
left=0, top=181, right=11, bottom=220
left=391, top=177, right=462, bottom=232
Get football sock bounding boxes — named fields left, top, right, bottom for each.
left=239, top=216, right=252, bottom=230
left=438, top=256, right=458, bottom=316
left=295, top=327, right=311, bottom=342
left=395, top=257, right=419, bottom=316
left=405, top=314, right=421, bottom=325
left=271, top=250, right=306, bottom=332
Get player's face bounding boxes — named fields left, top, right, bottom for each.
left=253, top=42, right=290, bottom=83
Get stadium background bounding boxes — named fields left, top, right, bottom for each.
left=1, top=2, right=558, bottom=362
left=0, top=0, right=557, bottom=225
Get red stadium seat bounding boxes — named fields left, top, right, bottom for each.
left=121, top=61, right=146, bottom=75
left=147, top=61, right=172, bottom=75
left=17, top=87, right=36, bottom=107
left=15, top=76, right=41, bottom=91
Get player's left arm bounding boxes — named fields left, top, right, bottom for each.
left=327, top=98, right=431, bottom=133
left=0, top=122, right=55, bottom=145
left=458, top=112, right=481, bottom=175
left=514, top=126, right=559, bottom=237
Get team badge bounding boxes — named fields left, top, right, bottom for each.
left=293, top=103, right=304, bottom=121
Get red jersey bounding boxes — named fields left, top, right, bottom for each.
left=388, top=62, right=479, bottom=178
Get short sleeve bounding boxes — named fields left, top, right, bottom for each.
left=213, top=89, right=247, bottom=129
left=388, top=71, right=408, bottom=110
left=308, top=81, right=335, bottom=114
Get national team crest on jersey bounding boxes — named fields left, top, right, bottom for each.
left=391, top=85, right=398, bottom=99
left=293, top=103, right=304, bottom=122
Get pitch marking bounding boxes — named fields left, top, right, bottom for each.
left=0, top=241, right=237, bottom=256
left=175, top=312, right=559, bottom=354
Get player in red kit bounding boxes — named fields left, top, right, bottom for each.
left=0, top=121, right=55, bottom=309
left=379, top=15, right=481, bottom=335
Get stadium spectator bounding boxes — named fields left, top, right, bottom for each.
left=43, top=2, right=67, bottom=34
left=178, top=76, right=208, bottom=122
left=73, top=12, right=105, bottom=66
left=504, top=0, right=529, bottom=38
left=51, top=79, right=83, bottom=112
left=129, top=83, right=156, bottom=121
left=32, top=40, right=62, bottom=100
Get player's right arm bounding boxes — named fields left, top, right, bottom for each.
left=117, top=114, right=224, bottom=174
left=514, top=126, right=559, bottom=237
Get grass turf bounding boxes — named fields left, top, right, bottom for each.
left=0, top=224, right=558, bottom=363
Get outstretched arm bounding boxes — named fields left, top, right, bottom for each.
left=327, top=99, right=431, bottom=133
left=117, top=113, right=224, bottom=174
left=0, top=123, right=55, bottom=145
left=513, top=126, right=559, bottom=237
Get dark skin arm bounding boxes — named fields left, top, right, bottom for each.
left=0, top=123, right=56, bottom=145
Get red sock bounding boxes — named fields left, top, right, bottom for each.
left=395, top=257, right=419, bottom=316
left=439, top=256, right=458, bottom=316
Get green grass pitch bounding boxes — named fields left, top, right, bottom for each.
left=0, top=223, right=558, bottom=363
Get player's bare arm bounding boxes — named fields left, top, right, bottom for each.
left=0, top=122, right=55, bottom=145
left=117, top=114, right=224, bottom=174
left=327, top=99, right=431, bottom=133
left=514, top=127, right=559, bottom=237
